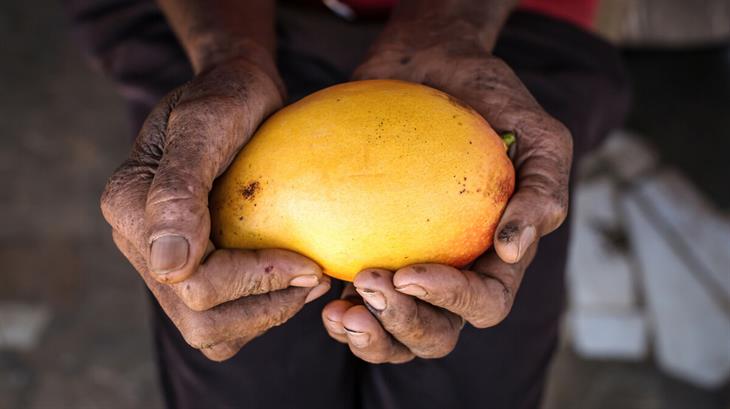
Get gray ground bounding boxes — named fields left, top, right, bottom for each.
left=0, top=1, right=727, bottom=408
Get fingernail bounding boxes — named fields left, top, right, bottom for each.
left=497, top=222, right=521, bottom=262
left=305, top=282, right=331, bottom=304
left=149, top=235, right=189, bottom=274
left=395, top=284, right=427, bottom=297
left=356, top=288, right=386, bottom=311
left=290, top=274, right=320, bottom=287
left=344, top=328, right=370, bottom=348
left=324, top=316, right=345, bottom=335
left=517, top=225, right=537, bottom=260
left=498, top=222, right=519, bottom=244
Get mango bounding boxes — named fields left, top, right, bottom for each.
left=210, top=80, right=514, bottom=281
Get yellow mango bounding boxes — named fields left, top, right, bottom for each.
left=210, top=80, right=514, bottom=281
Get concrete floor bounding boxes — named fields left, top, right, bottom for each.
left=0, top=1, right=728, bottom=408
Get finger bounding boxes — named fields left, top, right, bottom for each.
left=485, top=109, right=571, bottom=264
left=169, top=248, right=324, bottom=311
left=492, top=122, right=570, bottom=263
left=450, top=60, right=571, bottom=264
left=143, top=95, right=247, bottom=282
left=199, top=337, right=252, bottom=362
left=341, top=305, right=414, bottom=364
left=112, top=231, right=329, bottom=351
left=144, top=71, right=282, bottom=282
left=100, top=89, right=184, bottom=257
left=354, top=269, right=462, bottom=359
left=393, top=245, right=537, bottom=328
left=322, top=298, right=355, bottom=344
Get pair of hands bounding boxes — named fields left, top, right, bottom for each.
left=101, top=29, right=572, bottom=363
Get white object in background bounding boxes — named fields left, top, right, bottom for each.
left=569, top=308, right=648, bottom=360
left=0, top=303, right=51, bottom=351
left=596, top=0, right=730, bottom=47
left=567, top=177, right=636, bottom=309
left=622, top=183, right=730, bottom=389
left=638, top=169, right=730, bottom=300
left=566, top=176, right=647, bottom=359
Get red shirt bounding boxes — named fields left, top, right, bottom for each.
left=335, top=0, right=599, bottom=30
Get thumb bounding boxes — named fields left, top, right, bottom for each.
left=144, top=97, right=252, bottom=283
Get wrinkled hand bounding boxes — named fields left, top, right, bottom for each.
left=322, top=27, right=572, bottom=363
left=101, top=58, right=330, bottom=361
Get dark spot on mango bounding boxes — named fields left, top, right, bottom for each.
left=241, top=181, right=260, bottom=200
left=265, top=265, right=274, bottom=273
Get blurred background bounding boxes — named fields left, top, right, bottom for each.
left=1, top=0, right=729, bottom=408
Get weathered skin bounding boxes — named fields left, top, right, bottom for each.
left=100, top=58, right=331, bottom=361
left=101, top=0, right=572, bottom=364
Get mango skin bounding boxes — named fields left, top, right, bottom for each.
left=210, top=79, right=515, bottom=282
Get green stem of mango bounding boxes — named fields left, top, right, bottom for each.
left=500, top=132, right=516, bottom=151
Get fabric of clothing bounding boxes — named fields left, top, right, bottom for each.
left=64, top=1, right=629, bottom=408
left=298, top=0, right=599, bottom=29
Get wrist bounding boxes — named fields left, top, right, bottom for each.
left=188, top=35, right=285, bottom=101
left=374, top=0, right=518, bottom=54
left=188, top=35, right=276, bottom=76
left=372, top=18, right=496, bottom=57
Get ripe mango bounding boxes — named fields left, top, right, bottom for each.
left=210, top=80, right=514, bottom=281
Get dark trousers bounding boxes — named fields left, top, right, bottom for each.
left=66, top=2, right=629, bottom=408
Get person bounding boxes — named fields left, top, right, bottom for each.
left=65, top=0, right=629, bottom=407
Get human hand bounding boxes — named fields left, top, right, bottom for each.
left=101, top=57, right=330, bottom=361
left=321, top=19, right=572, bottom=363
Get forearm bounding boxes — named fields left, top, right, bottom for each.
left=378, top=0, right=520, bottom=52
left=156, top=0, right=276, bottom=75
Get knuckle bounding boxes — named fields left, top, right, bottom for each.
left=200, top=340, right=247, bottom=362
left=256, top=291, right=303, bottom=329
left=100, top=163, right=155, bottom=228
left=179, top=314, right=218, bottom=349
left=412, top=331, right=457, bottom=358
left=552, top=120, right=573, bottom=149
left=411, top=318, right=461, bottom=359
left=99, top=185, right=116, bottom=224
left=147, top=171, right=204, bottom=206
left=177, top=282, right=215, bottom=312
left=99, top=168, right=129, bottom=224
left=544, top=115, right=569, bottom=135
left=469, top=311, right=503, bottom=329
left=469, top=284, right=512, bottom=329
left=546, top=193, right=569, bottom=228
left=415, top=342, right=455, bottom=359
left=168, top=95, right=242, bottom=130
left=434, top=287, right=472, bottom=315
